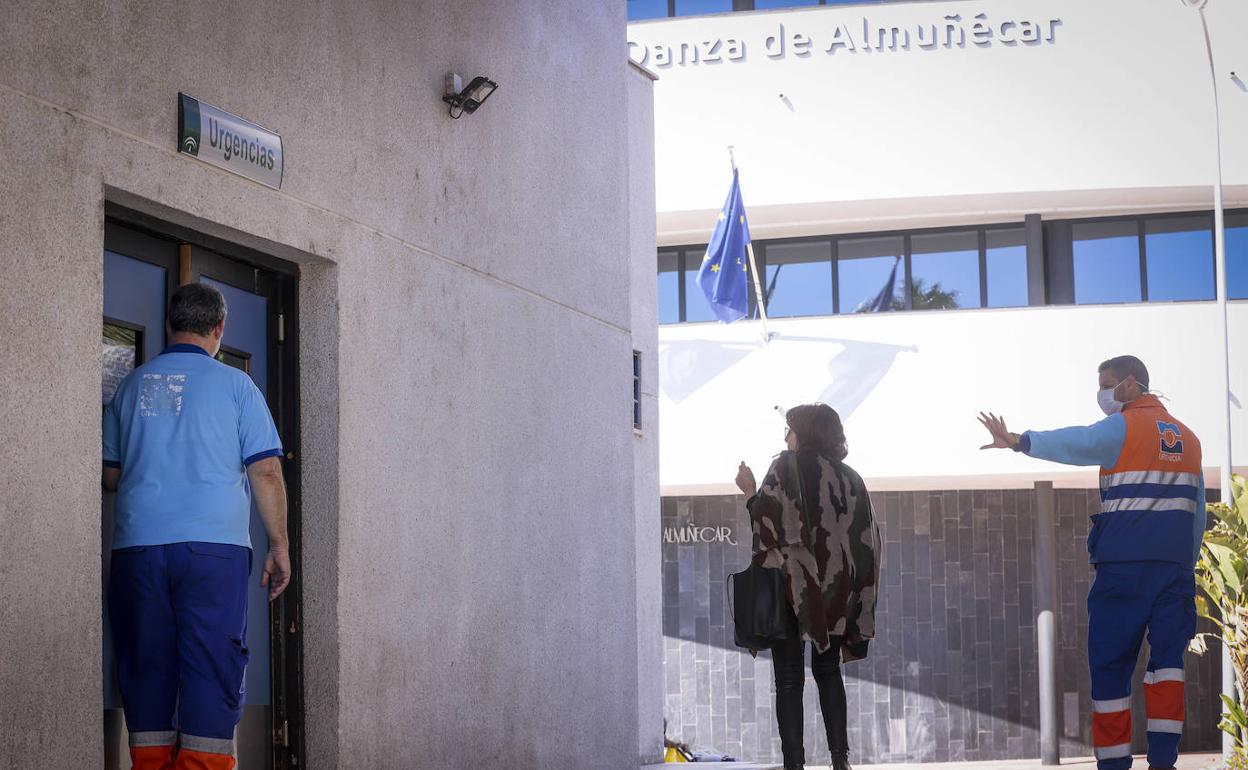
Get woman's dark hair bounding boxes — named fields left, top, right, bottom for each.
left=785, top=403, right=848, bottom=462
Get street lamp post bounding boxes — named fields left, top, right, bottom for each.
left=1179, top=0, right=1236, bottom=759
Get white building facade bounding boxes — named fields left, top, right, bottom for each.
left=633, top=0, right=1248, bottom=764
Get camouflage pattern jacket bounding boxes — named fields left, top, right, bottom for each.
left=747, top=450, right=882, bottom=658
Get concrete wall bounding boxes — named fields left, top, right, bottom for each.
left=0, top=2, right=647, bottom=767
left=630, top=0, right=1248, bottom=241
left=628, top=61, right=665, bottom=764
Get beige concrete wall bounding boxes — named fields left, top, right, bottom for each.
left=627, top=61, right=663, bottom=763
left=0, top=1, right=646, bottom=767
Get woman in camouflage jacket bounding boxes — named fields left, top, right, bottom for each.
left=735, top=403, right=882, bottom=770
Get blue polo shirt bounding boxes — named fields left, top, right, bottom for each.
left=103, top=344, right=282, bottom=549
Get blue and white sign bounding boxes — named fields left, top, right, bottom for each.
left=178, top=92, right=283, bottom=189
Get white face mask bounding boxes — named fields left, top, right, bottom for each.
left=1097, top=387, right=1123, bottom=416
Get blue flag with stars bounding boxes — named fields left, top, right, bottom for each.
left=697, top=169, right=752, bottom=323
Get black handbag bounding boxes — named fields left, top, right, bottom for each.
left=728, top=452, right=808, bottom=650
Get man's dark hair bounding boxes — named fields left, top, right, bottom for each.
left=1098, top=355, right=1149, bottom=390
left=168, top=283, right=227, bottom=335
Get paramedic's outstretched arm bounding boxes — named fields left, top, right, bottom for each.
left=978, top=412, right=1126, bottom=468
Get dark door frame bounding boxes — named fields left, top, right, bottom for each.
left=103, top=208, right=306, bottom=770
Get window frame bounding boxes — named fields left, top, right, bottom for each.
left=1057, top=210, right=1220, bottom=306
left=656, top=207, right=1248, bottom=325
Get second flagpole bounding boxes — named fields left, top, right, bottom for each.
left=728, top=146, right=771, bottom=345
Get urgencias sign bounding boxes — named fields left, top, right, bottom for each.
left=178, top=93, right=284, bottom=190
left=628, top=12, right=1062, bottom=69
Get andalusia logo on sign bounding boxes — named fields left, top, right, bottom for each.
left=176, top=92, right=283, bottom=190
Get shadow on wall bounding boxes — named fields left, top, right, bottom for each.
left=659, top=334, right=917, bottom=419
left=659, top=490, right=1223, bottom=765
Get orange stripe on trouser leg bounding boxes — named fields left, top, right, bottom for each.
left=129, top=745, right=176, bottom=770
left=1145, top=680, right=1185, bottom=722
left=175, top=749, right=237, bottom=770
left=1092, top=710, right=1132, bottom=748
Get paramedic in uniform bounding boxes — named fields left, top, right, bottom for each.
left=978, top=355, right=1204, bottom=770
left=103, top=283, right=290, bottom=770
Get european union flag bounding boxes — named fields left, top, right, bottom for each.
left=867, top=257, right=901, bottom=312
left=697, top=169, right=752, bottom=323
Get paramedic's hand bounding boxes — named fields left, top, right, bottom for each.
left=735, top=462, right=757, bottom=497
left=978, top=412, right=1020, bottom=451
left=262, top=545, right=291, bottom=601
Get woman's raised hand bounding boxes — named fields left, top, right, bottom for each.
left=735, top=461, right=757, bottom=497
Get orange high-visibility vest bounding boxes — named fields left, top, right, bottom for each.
left=1093, top=395, right=1202, bottom=565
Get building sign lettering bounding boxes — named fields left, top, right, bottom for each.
left=628, top=13, right=1062, bottom=69
left=663, top=524, right=738, bottom=546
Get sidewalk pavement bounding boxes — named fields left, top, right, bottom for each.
left=642, top=752, right=1223, bottom=770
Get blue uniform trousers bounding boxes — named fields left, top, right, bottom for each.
left=1088, top=561, right=1196, bottom=770
left=108, top=542, right=250, bottom=762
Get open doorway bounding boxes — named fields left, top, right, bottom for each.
left=101, top=209, right=305, bottom=769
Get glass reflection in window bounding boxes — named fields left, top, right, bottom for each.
left=910, top=231, right=979, bottom=310
left=674, top=0, right=732, bottom=15
left=1144, top=216, right=1214, bottom=302
left=628, top=0, right=669, bottom=20
left=1073, top=221, right=1141, bottom=305
left=216, top=347, right=251, bottom=375
left=763, top=240, right=832, bottom=318
left=986, top=228, right=1028, bottom=308
left=754, top=0, right=821, bottom=8
left=658, top=250, right=681, bottom=324
left=683, top=246, right=718, bottom=323
left=102, top=323, right=140, bottom=405
left=839, top=236, right=903, bottom=313
left=1224, top=213, right=1248, bottom=300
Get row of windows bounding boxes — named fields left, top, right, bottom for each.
left=658, top=211, right=1248, bottom=324
left=627, top=0, right=910, bottom=22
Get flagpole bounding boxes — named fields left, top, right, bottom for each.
left=728, top=146, right=771, bottom=344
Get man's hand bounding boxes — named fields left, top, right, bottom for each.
left=735, top=462, right=757, bottom=497
left=262, top=546, right=291, bottom=601
left=978, top=412, right=1020, bottom=451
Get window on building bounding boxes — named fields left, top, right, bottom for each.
left=674, top=0, right=732, bottom=16
left=1230, top=213, right=1248, bottom=300
left=762, top=239, right=833, bottom=317
left=753, top=0, right=821, bottom=9
left=838, top=236, right=902, bottom=313
left=658, top=249, right=681, bottom=324
left=909, top=230, right=980, bottom=310
left=682, top=247, right=718, bottom=323
left=985, top=228, right=1028, bottom=308
left=627, top=0, right=670, bottom=20
left=1073, top=220, right=1142, bottom=305
left=1144, top=216, right=1214, bottom=302
left=633, top=350, right=643, bottom=430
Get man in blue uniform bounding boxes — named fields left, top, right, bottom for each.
left=103, top=283, right=290, bottom=770
left=979, top=355, right=1204, bottom=770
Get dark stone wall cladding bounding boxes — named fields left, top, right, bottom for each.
left=661, top=489, right=1221, bottom=764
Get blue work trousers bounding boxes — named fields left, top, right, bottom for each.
left=1088, top=561, right=1197, bottom=770
left=108, top=542, right=251, bottom=757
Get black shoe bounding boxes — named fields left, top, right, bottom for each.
left=831, top=754, right=852, bottom=770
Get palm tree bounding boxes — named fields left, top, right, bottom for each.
left=854, top=278, right=960, bottom=312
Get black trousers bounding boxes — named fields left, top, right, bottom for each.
left=771, top=632, right=849, bottom=767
